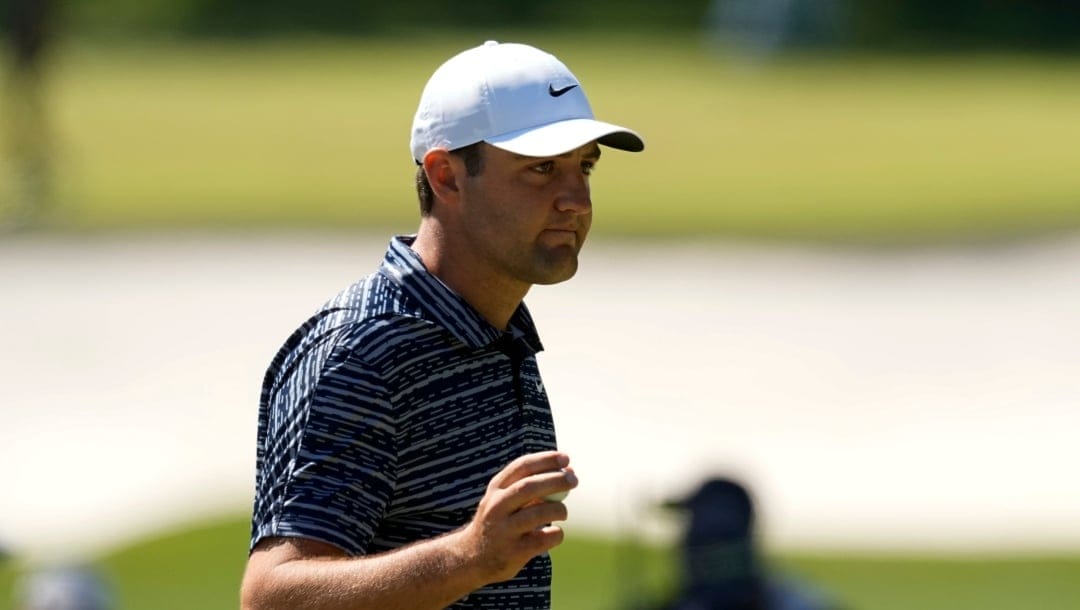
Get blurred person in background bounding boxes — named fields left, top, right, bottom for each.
left=241, top=40, right=643, bottom=610
left=16, top=565, right=112, bottom=610
left=652, top=478, right=841, bottom=610
left=1, top=0, right=54, bottom=230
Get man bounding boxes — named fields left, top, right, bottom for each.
left=241, top=41, right=644, bottom=610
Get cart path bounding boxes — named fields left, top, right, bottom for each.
left=3, top=233, right=1079, bottom=561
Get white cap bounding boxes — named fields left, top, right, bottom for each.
left=410, top=41, right=644, bottom=163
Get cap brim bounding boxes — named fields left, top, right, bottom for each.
left=485, top=118, right=644, bottom=157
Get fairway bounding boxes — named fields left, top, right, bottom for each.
left=3, top=515, right=1079, bottom=609
left=14, top=33, right=1080, bottom=241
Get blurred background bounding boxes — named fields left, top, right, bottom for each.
left=2, top=1, right=1080, bottom=608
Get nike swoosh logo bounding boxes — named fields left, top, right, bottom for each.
left=548, top=84, right=578, bottom=97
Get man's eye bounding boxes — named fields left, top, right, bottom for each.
left=582, top=162, right=596, bottom=175
left=532, top=161, right=555, bottom=174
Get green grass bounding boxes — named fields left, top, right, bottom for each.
left=3, top=515, right=1079, bottom=609
left=777, top=554, right=1080, bottom=610
left=5, top=34, right=1080, bottom=242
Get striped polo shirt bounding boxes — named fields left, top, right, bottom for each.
left=250, top=235, right=558, bottom=609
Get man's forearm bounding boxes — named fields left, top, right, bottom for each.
left=242, top=530, right=483, bottom=610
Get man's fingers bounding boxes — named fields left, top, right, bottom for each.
left=522, top=524, right=565, bottom=555
left=509, top=469, right=577, bottom=502
left=489, top=451, right=570, bottom=489
left=508, top=500, right=569, bottom=533
left=483, top=468, right=577, bottom=518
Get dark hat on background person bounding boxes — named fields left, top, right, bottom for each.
left=664, top=476, right=756, bottom=541
left=410, top=40, right=644, bottom=163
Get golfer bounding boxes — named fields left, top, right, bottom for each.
left=241, top=41, right=643, bottom=610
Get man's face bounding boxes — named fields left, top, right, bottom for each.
left=457, top=141, right=601, bottom=286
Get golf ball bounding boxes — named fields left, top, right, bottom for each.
left=544, top=490, right=569, bottom=503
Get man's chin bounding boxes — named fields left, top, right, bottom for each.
left=531, top=258, right=580, bottom=285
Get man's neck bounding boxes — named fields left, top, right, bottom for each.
left=411, top=224, right=529, bottom=331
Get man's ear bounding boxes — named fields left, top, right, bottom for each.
left=422, top=149, right=463, bottom=207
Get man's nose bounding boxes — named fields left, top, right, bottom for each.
left=555, top=171, right=591, bottom=214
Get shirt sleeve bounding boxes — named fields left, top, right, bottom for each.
left=252, top=343, right=398, bottom=556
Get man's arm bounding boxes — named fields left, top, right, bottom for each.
left=240, top=451, right=578, bottom=610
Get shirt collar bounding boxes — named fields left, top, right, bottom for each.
left=378, top=235, right=544, bottom=353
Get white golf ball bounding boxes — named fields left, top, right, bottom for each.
left=544, top=490, right=569, bottom=503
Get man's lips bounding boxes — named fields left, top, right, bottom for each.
left=540, top=227, right=579, bottom=243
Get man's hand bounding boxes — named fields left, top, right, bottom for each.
left=456, top=451, right=578, bottom=584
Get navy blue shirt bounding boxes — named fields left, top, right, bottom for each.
left=251, top=235, right=558, bottom=609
